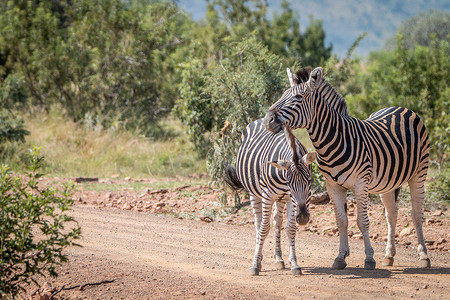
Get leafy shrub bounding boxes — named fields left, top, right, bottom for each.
left=0, top=147, right=81, bottom=298
left=426, top=167, right=450, bottom=209
left=0, top=110, right=29, bottom=145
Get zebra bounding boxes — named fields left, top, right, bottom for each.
left=263, top=67, right=431, bottom=270
left=224, top=118, right=316, bottom=276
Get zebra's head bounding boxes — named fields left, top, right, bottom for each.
left=264, top=67, right=324, bottom=131
left=268, top=124, right=315, bottom=225
left=269, top=151, right=315, bottom=225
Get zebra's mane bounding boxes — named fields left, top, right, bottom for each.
left=294, top=66, right=348, bottom=116
left=283, top=124, right=301, bottom=167
left=294, top=66, right=313, bottom=84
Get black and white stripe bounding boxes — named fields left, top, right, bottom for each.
left=264, top=67, right=431, bottom=269
left=224, top=118, right=315, bottom=276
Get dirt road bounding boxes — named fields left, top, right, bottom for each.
left=44, top=206, right=449, bottom=299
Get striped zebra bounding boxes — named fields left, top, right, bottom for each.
left=263, top=67, right=431, bottom=269
left=224, top=118, right=316, bottom=276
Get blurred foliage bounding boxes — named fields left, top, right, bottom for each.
left=384, top=10, right=450, bottom=50
left=0, top=0, right=185, bottom=135
left=0, top=147, right=81, bottom=297
left=0, top=72, right=29, bottom=153
left=426, top=168, right=450, bottom=209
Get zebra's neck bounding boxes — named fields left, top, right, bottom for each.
left=317, top=81, right=348, bottom=116
left=306, top=83, right=347, bottom=160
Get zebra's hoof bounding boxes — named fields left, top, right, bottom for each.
left=364, top=259, right=376, bottom=270
left=249, top=267, right=260, bottom=276
left=291, top=267, right=302, bottom=275
left=332, top=258, right=347, bottom=269
left=382, top=257, right=394, bottom=266
left=419, top=258, right=431, bottom=268
left=275, top=261, right=285, bottom=270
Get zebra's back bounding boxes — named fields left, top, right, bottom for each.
left=364, top=107, right=429, bottom=192
left=236, top=119, right=307, bottom=198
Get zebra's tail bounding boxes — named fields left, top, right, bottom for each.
left=224, top=165, right=244, bottom=191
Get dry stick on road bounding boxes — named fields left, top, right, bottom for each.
left=50, top=279, right=115, bottom=299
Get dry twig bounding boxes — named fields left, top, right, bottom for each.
left=50, top=279, right=115, bottom=299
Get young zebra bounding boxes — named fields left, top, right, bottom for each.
left=264, top=67, right=431, bottom=269
left=224, top=118, right=316, bottom=276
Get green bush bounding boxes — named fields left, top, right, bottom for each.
left=178, top=37, right=286, bottom=205
left=0, top=147, right=81, bottom=298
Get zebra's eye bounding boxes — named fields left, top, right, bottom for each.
left=293, top=95, right=303, bottom=102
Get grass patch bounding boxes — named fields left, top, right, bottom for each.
left=2, top=107, right=206, bottom=179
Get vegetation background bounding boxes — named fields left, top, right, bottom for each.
left=0, top=0, right=448, bottom=204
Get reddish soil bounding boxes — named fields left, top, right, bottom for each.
left=25, top=177, right=450, bottom=299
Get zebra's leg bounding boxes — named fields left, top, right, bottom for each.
left=409, top=176, right=431, bottom=268
left=354, top=182, right=376, bottom=270
left=327, top=181, right=350, bottom=269
left=380, top=190, right=398, bottom=266
left=273, top=199, right=286, bottom=270
left=250, top=195, right=262, bottom=233
left=285, top=196, right=302, bottom=275
left=250, top=192, right=274, bottom=276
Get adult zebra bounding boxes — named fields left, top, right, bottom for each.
left=263, top=67, right=431, bottom=269
left=224, top=118, right=316, bottom=276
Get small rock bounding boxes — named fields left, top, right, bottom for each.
left=200, top=216, right=213, bottom=223
left=353, top=234, right=363, bottom=239
left=200, top=291, right=206, bottom=295
left=122, top=203, right=132, bottom=210
left=423, top=284, right=428, bottom=289
left=399, top=227, right=413, bottom=237
left=156, top=202, right=166, bottom=208
left=311, top=192, right=330, bottom=204
left=432, top=210, right=443, bottom=216
left=426, top=218, right=436, bottom=225
left=124, top=176, right=131, bottom=181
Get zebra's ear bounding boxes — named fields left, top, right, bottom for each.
left=309, top=67, right=323, bottom=90
left=301, top=151, right=317, bottom=165
left=269, top=160, right=291, bottom=170
left=286, top=68, right=298, bottom=87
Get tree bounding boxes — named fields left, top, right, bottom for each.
left=204, top=0, right=332, bottom=67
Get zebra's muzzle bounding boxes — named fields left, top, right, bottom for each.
left=296, top=205, right=310, bottom=225
left=263, top=110, right=283, bottom=133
